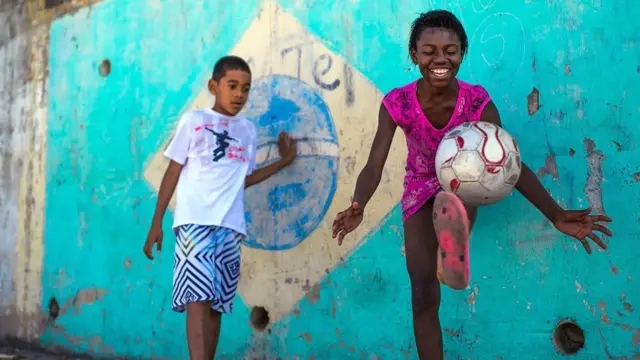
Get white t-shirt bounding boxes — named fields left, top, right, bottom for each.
left=163, top=108, right=257, bottom=236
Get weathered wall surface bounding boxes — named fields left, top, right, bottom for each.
left=2, top=0, right=640, bottom=358
left=0, top=0, right=26, bottom=334
left=0, top=0, right=48, bottom=341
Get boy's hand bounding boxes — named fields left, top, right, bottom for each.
left=277, top=132, right=297, bottom=165
left=143, top=224, right=163, bottom=260
left=552, top=207, right=613, bottom=254
left=332, top=202, right=364, bottom=245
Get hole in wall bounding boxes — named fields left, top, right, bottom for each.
left=553, top=320, right=585, bottom=355
left=99, top=59, right=111, bottom=77
left=48, top=297, right=60, bottom=320
left=249, top=306, right=270, bottom=331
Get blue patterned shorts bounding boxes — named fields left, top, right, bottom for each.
left=172, top=225, right=243, bottom=313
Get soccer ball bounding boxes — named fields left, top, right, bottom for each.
left=434, top=121, right=522, bottom=206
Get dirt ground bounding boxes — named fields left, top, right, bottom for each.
left=0, top=346, right=89, bottom=360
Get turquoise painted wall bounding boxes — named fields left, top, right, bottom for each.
left=43, top=0, right=640, bottom=359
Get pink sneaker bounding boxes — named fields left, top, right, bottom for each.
left=433, top=191, right=470, bottom=290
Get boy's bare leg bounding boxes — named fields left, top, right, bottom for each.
left=208, top=309, right=222, bottom=359
left=187, top=301, right=213, bottom=360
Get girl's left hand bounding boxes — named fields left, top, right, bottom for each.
left=552, top=208, right=613, bottom=254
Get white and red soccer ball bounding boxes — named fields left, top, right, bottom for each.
left=435, top=121, right=522, bottom=206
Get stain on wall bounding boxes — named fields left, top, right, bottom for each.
left=2, top=0, right=640, bottom=359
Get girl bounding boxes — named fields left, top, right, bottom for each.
left=331, top=10, right=613, bottom=359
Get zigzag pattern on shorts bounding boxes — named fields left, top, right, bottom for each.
left=172, top=224, right=242, bottom=313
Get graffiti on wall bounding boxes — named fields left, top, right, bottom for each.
left=242, top=74, right=340, bottom=251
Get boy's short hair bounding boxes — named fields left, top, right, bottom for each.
left=211, top=56, right=251, bottom=81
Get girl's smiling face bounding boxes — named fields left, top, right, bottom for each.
left=411, top=28, right=463, bottom=89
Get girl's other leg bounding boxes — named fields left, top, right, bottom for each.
left=404, top=200, right=443, bottom=359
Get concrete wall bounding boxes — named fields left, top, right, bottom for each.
left=0, top=0, right=48, bottom=341
left=2, top=0, right=639, bottom=358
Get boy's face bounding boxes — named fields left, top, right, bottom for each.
left=208, top=70, right=252, bottom=116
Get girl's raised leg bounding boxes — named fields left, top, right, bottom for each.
left=433, top=191, right=477, bottom=290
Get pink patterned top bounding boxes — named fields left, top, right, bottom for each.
left=382, top=79, right=491, bottom=221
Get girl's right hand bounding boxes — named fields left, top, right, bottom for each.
left=332, top=202, right=364, bottom=245
left=143, top=224, right=163, bottom=260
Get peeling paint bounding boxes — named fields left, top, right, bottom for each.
left=527, top=87, right=540, bottom=116
left=584, top=138, right=606, bottom=215
left=536, top=152, right=559, bottom=180
left=49, top=326, right=114, bottom=355
left=305, top=283, right=321, bottom=304
left=299, top=332, right=312, bottom=343
left=54, top=287, right=108, bottom=317
left=564, top=64, right=572, bottom=75
left=468, top=287, right=478, bottom=313
left=611, top=265, right=620, bottom=275
left=598, top=300, right=610, bottom=324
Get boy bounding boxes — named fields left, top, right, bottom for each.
left=143, top=55, right=297, bottom=359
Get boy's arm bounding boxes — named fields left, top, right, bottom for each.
left=245, top=131, right=296, bottom=188
left=144, top=113, right=191, bottom=260
left=151, top=160, right=183, bottom=228
left=144, top=160, right=182, bottom=260
left=245, top=157, right=293, bottom=188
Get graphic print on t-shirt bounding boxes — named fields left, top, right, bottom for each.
left=195, top=118, right=252, bottom=166
left=204, top=128, right=238, bottom=162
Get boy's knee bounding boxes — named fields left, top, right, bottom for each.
left=210, top=308, right=222, bottom=318
left=187, top=301, right=212, bottom=310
